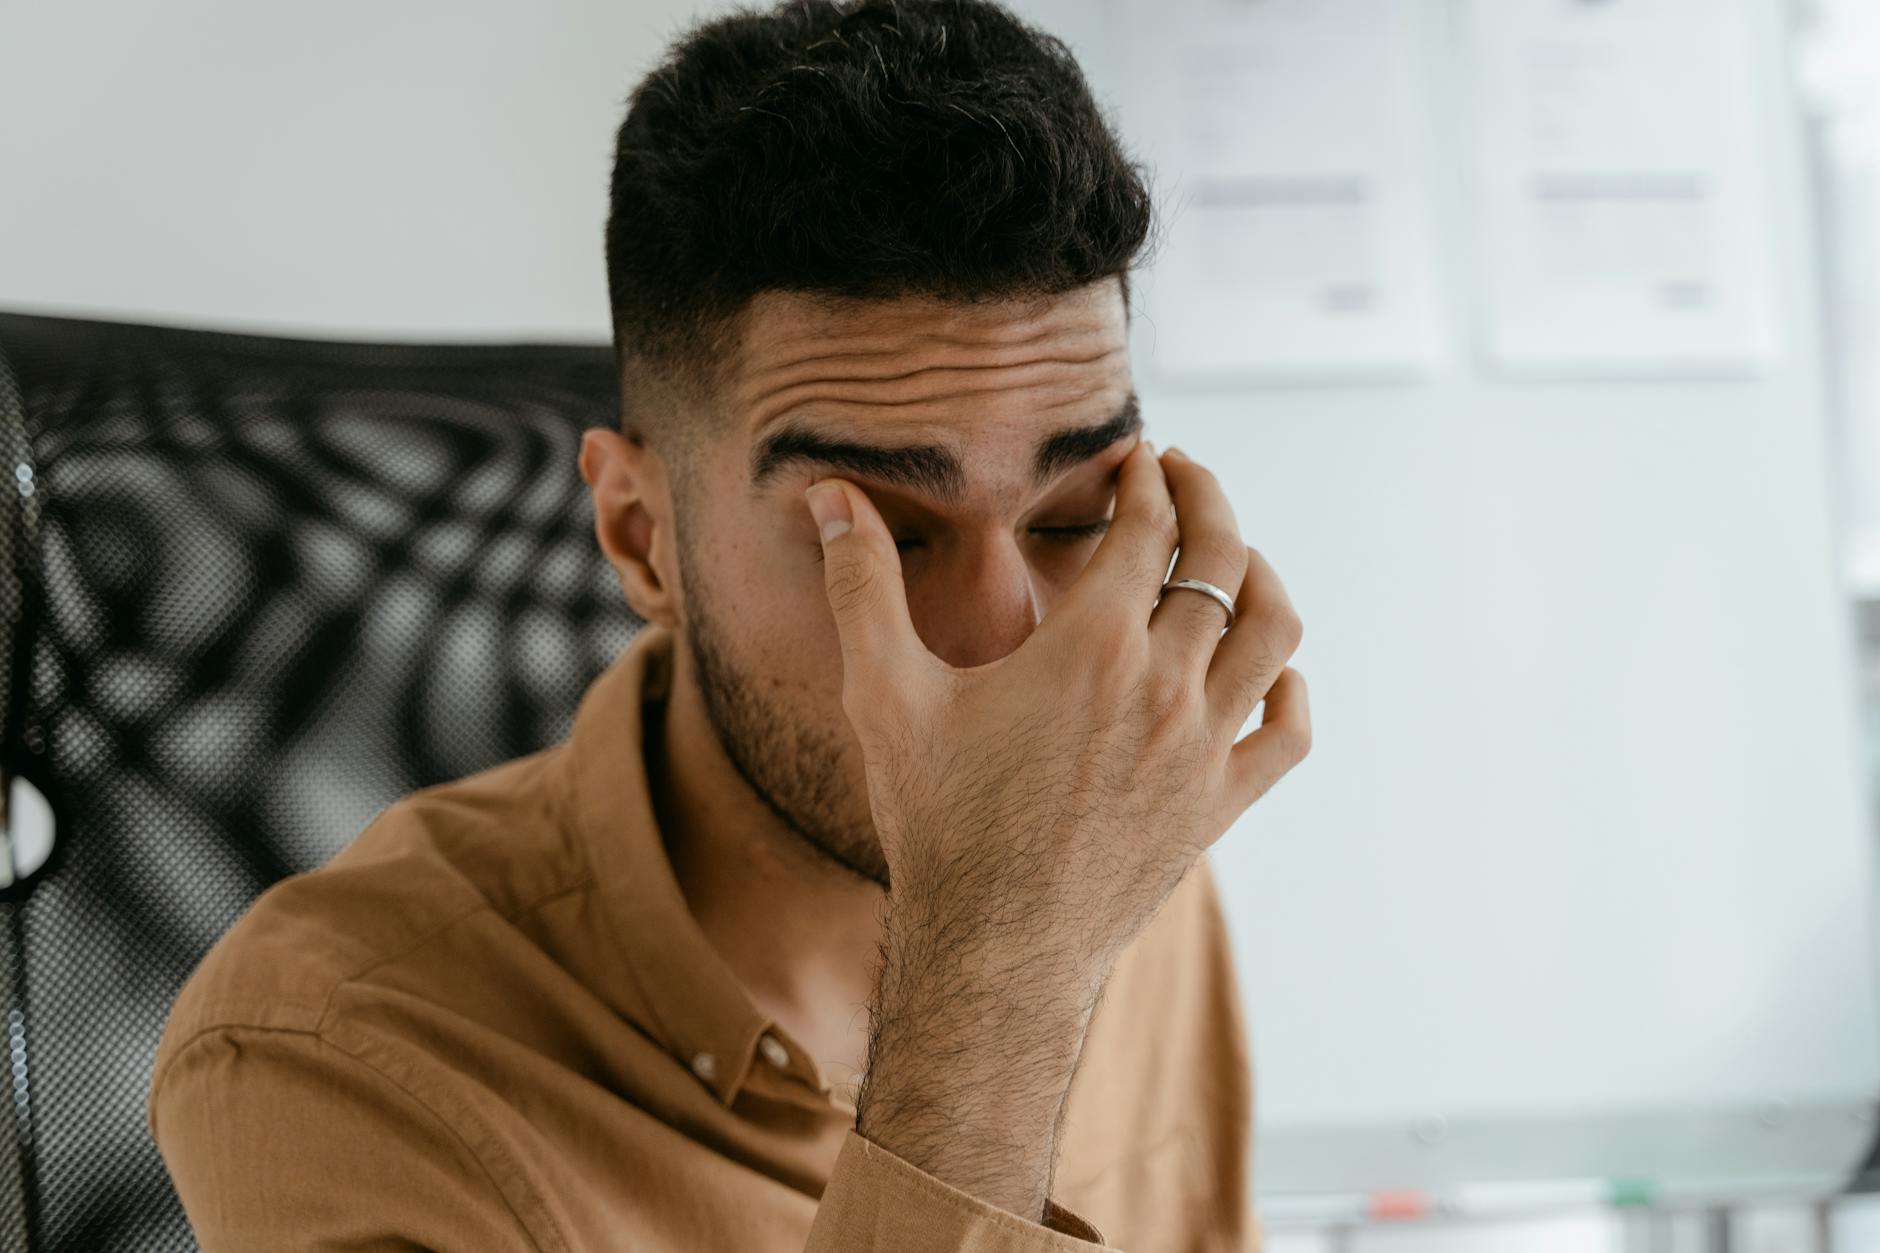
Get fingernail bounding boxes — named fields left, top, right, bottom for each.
left=1165, top=445, right=1187, bottom=461
left=805, top=481, right=851, bottom=541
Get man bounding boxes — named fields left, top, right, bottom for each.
left=147, top=1, right=1310, bottom=1249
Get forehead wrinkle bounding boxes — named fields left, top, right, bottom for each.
left=740, top=286, right=1124, bottom=356
left=731, top=284, right=1134, bottom=510
left=740, top=345, right=1129, bottom=435
left=744, top=336, right=1122, bottom=401
left=732, top=291, right=1128, bottom=421
left=747, top=322, right=1073, bottom=366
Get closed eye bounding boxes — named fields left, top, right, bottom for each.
left=1031, top=519, right=1112, bottom=544
left=893, top=520, right=1112, bottom=550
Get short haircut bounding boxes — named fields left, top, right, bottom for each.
left=603, top=0, right=1154, bottom=446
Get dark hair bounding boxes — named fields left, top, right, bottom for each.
left=604, top=0, right=1153, bottom=431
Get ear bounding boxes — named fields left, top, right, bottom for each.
left=579, top=427, right=682, bottom=629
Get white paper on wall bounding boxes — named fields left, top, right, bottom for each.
left=1468, top=0, right=1781, bottom=371
left=1119, top=0, right=1448, bottom=380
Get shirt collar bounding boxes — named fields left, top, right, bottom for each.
left=554, top=621, right=778, bottom=1105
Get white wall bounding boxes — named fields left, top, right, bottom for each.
left=0, top=0, right=1112, bottom=338
left=1, top=0, right=675, bottom=338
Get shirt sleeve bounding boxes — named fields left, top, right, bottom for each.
left=149, top=1026, right=548, bottom=1253
left=805, top=1129, right=1113, bottom=1251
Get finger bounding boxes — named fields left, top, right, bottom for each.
left=1059, top=437, right=1177, bottom=626
left=805, top=478, right=927, bottom=687
left=1206, top=546, right=1302, bottom=731
left=1221, top=666, right=1311, bottom=820
left=1149, top=447, right=1249, bottom=663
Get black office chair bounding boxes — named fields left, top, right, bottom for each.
left=0, top=310, right=643, bottom=1251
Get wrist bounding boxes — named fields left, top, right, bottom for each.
left=853, top=888, right=1108, bottom=1222
left=884, top=860, right=1116, bottom=992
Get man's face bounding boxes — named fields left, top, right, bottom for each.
left=676, top=279, right=1139, bottom=887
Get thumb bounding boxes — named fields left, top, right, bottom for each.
left=805, top=477, right=923, bottom=679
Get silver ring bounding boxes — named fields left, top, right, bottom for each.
left=1159, top=578, right=1237, bottom=629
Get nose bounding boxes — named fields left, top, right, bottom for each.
left=908, top=535, right=1043, bottom=669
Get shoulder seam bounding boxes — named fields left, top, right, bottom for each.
left=309, top=872, right=597, bottom=1036
left=154, top=1023, right=570, bottom=1253
left=300, top=750, right=593, bottom=1031
left=156, top=874, right=596, bottom=1096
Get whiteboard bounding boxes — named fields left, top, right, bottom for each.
left=1086, top=0, right=1880, bottom=1204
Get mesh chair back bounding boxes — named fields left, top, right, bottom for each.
left=0, top=310, right=640, bottom=1251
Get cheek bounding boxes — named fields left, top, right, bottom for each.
left=716, top=530, right=849, bottom=692
left=794, top=581, right=846, bottom=684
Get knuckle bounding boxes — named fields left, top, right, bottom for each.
left=1268, top=604, right=1304, bottom=657
left=1229, top=662, right=1271, bottom=714
left=824, top=561, right=882, bottom=620
left=1239, top=595, right=1302, bottom=660
left=1275, top=728, right=1310, bottom=772
left=1275, top=674, right=1312, bottom=763
left=1140, top=665, right=1197, bottom=722
left=1134, top=507, right=1179, bottom=557
left=1190, top=531, right=1247, bottom=575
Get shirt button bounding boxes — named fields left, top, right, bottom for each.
left=691, top=1052, right=717, bottom=1082
left=759, top=1034, right=790, bottom=1069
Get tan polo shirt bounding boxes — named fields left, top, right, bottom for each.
left=148, top=621, right=1261, bottom=1252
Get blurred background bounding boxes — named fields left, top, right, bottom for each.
left=4, top=0, right=1880, bottom=1250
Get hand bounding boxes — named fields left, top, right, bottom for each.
left=801, top=438, right=1309, bottom=1223
left=804, top=438, right=1308, bottom=974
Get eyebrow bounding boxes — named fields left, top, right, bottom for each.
left=747, top=392, right=1142, bottom=506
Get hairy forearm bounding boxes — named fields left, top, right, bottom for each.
left=855, top=886, right=1110, bottom=1223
